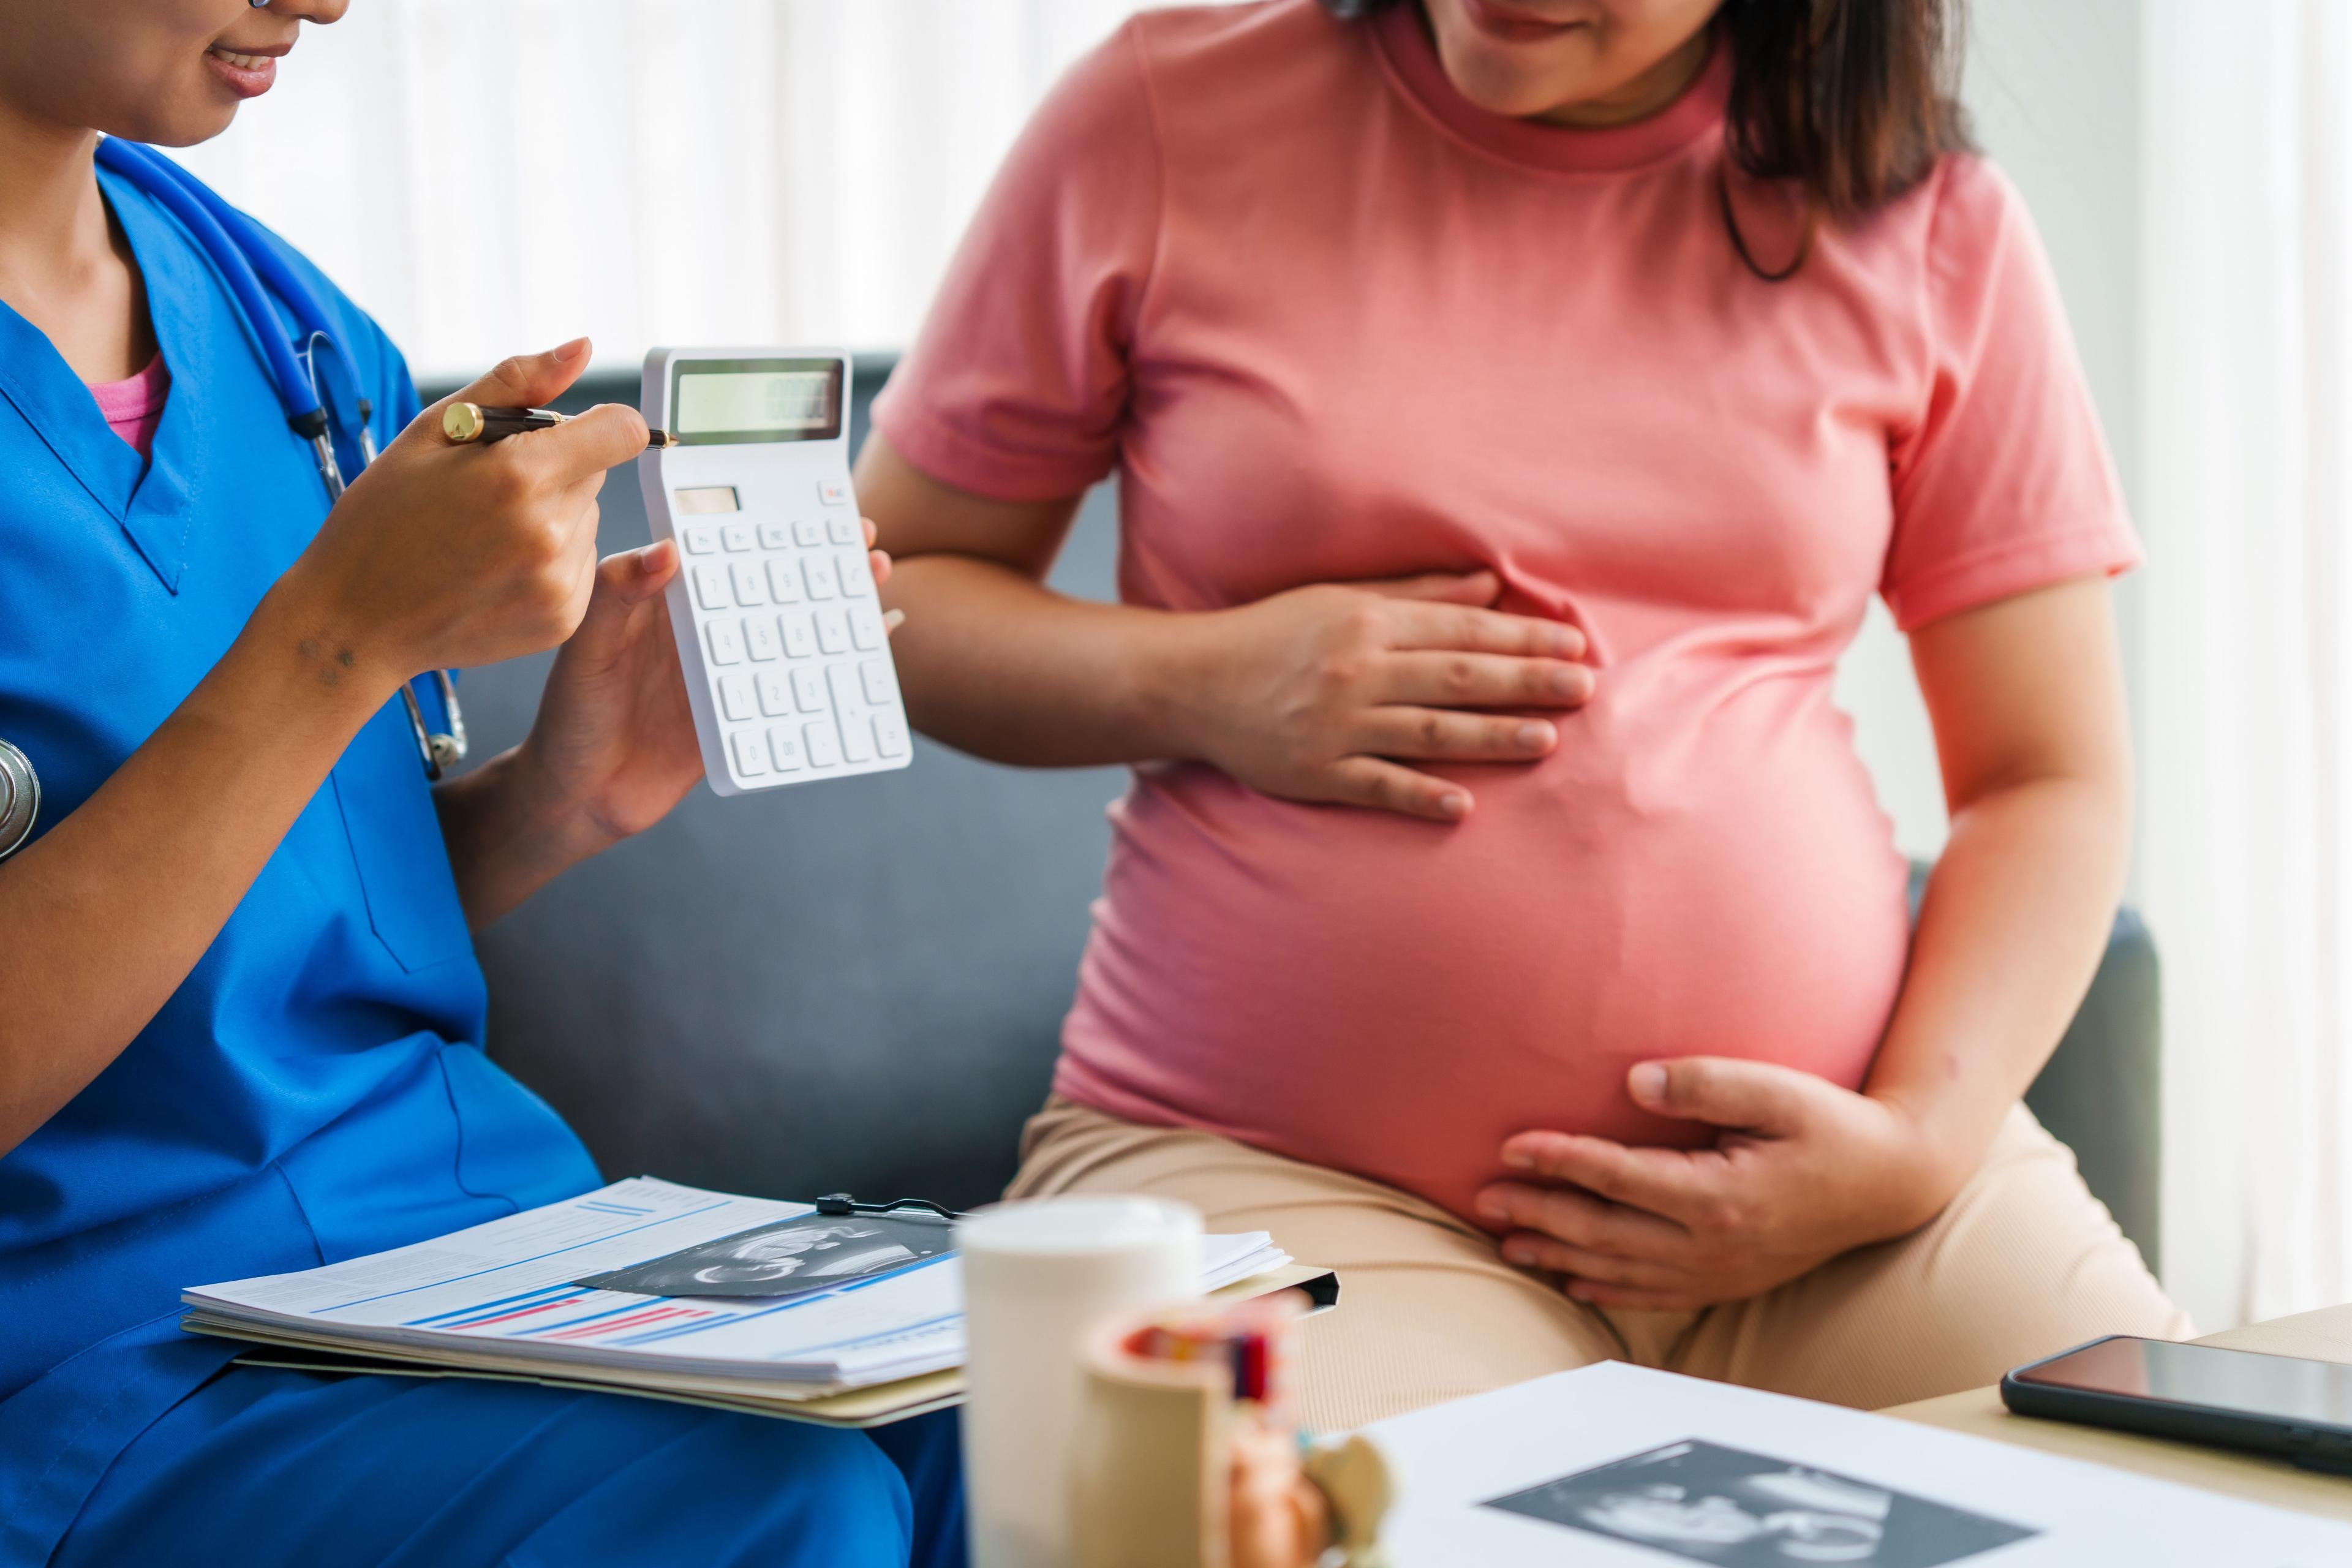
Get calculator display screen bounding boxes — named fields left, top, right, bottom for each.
left=671, top=358, right=843, bottom=445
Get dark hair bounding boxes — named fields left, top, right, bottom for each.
left=1322, top=0, right=1974, bottom=279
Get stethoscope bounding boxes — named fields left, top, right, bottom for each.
left=100, top=141, right=468, bottom=769
left=1, top=141, right=469, bottom=862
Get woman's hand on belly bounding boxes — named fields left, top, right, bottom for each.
left=1164, top=570, right=1593, bottom=823
left=1470, top=1058, right=1948, bottom=1311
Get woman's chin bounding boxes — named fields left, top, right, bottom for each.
left=1430, top=41, right=1600, bottom=119
left=106, top=95, right=243, bottom=151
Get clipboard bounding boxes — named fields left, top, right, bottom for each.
left=205, top=1263, right=1340, bottom=1430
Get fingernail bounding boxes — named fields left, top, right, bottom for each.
left=1502, top=1240, right=1533, bottom=1266
left=882, top=608, right=907, bottom=632
left=1502, top=1148, right=1533, bottom=1170
left=1553, top=667, right=1585, bottom=698
left=1438, top=792, right=1469, bottom=820
left=1517, top=722, right=1554, bottom=750
left=1629, top=1063, right=1668, bottom=1103
left=1476, top=1193, right=1509, bottom=1222
left=554, top=337, right=589, bottom=361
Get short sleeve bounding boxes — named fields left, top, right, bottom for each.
left=1880, top=157, right=2139, bottom=631
left=869, top=21, right=1162, bottom=502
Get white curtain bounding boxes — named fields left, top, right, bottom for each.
left=168, top=1, right=1176, bottom=382
left=2140, top=0, right=2352, bottom=1330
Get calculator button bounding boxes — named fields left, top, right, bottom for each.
left=849, top=605, right=886, bottom=650
left=815, top=608, right=850, bottom=654
left=873, top=712, right=910, bottom=758
left=744, top=616, right=782, bottom=662
left=780, top=609, right=816, bottom=659
left=804, top=721, right=842, bottom=768
left=801, top=556, right=837, bottom=600
left=730, top=560, right=767, bottom=606
left=692, top=564, right=731, bottom=611
left=766, top=558, right=804, bottom=604
left=705, top=619, right=744, bottom=666
left=758, top=521, right=793, bottom=549
left=827, top=662, right=862, bottom=712
left=755, top=669, right=793, bottom=717
left=722, top=523, right=753, bottom=552
left=818, top=479, right=852, bottom=508
left=791, top=666, right=827, bottom=713
left=826, top=514, right=860, bottom=546
left=838, top=714, right=875, bottom=764
left=683, top=526, right=720, bottom=555
left=730, top=729, right=769, bottom=777
left=717, top=673, right=755, bottom=721
left=859, top=660, right=895, bottom=705
left=837, top=551, right=872, bottom=597
left=793, top=518, right=824, bottom=547
left=767, top=726, right=805, bottom=772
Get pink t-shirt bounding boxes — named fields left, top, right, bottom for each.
left=89, top=353, right=170, bottom=460
left=875, top=1, right=2137, bottom=1221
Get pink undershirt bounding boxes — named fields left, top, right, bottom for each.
left=89, top=353, right=170, bottom=459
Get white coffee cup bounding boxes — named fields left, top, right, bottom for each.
left=957, top=1196, right=1204, bottom=1568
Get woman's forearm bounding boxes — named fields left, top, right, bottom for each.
left=883, top=552, right=1205, bottom=768
left=1863, top=769, right=2132, bottom=1212
left=0, top=574, right=390, bottom=1155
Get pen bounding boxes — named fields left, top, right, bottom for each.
left=442, top=402, right=678, bottom=448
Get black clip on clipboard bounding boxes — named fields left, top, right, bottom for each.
left=813, top=1193, right=963, bottom=1222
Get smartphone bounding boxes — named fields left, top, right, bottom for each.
left=2002, top=1335, right=2352, bottom=1474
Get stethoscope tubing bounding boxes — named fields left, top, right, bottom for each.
left=79, top=138, right=463, bottom=778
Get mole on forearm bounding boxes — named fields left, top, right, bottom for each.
left=293, top=635, right=358, bottom=690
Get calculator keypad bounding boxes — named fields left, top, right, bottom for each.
left=674, top=494, right=909, bottom=789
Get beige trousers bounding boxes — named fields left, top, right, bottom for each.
left=1008, top=1097, right=2191, bottom=1431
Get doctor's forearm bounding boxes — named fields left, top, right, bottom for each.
left=0, top=579, right=390, bottom=1156
left=432, top=747, right=614, bottom=931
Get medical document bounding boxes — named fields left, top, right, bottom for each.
left=183, top=1178, right=1290, bottom=1408
left=1368, top=1361, right=2352, bottom=1565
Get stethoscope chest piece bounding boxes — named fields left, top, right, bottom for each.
left=0, top=739, right=39, bottom=861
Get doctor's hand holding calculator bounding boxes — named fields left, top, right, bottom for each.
left=637, top=350, right=911, bottom=794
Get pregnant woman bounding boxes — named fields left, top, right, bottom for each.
left=862, top=0, right=2187, bottom=1427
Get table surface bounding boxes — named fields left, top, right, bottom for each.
left=1886, top=1302, right=2352, bottom=1520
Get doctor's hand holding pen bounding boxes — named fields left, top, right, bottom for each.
left=290, top=337, right=897, bottom=927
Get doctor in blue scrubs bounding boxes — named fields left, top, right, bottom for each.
left=0, top=3, right=963, bottom=1566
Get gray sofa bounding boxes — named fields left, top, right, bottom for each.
left=453, top=360, right=2162, bottom=1273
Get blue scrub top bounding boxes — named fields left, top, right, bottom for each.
left=0, top=169, right=600, bottom=1566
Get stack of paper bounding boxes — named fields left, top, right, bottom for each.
left=182, top=1177, right=1308, bottom=1427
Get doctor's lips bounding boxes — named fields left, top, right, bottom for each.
left=205, top=42, right=290, bottom=100
left=443, top=403, right=679, bottom=449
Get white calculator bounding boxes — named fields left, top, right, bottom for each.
left=638, top=349, right=911, bottom=796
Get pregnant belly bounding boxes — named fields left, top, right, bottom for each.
left=1055, top=685, right=1915, bottom=1221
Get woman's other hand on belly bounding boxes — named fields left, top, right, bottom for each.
left=1470, top=1058, right=1953, bottom=1311
left=1161, top=570, right=1593, bottom=823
